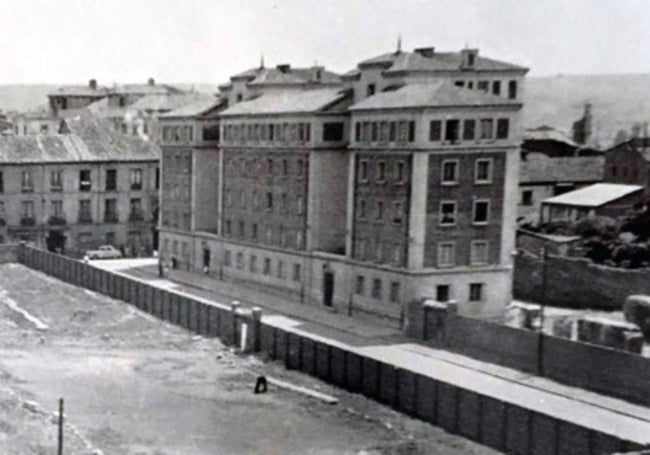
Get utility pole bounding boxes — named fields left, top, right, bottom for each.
left=57, top=398, right=64, bottom=455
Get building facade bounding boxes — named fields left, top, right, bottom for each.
left=159, top=47, right=528, bottom=322
left=0, top=116, right=160, bottom=255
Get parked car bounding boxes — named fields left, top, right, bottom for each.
left=84, top=245, right=123, bottom=260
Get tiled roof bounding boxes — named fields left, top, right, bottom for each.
left=520, top=153, right=604, bottom=184
left=47, top=85, right=109, bottom=97
left=542, top=183, right=643, bottom=207
left=357, top=49, right=528, bottom=73
left=220, top=88, right=351, bottom=116
left=349, top=81, right=521, bottom=110
left=160, top=97, right=225, bottom=118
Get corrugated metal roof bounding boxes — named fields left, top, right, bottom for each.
left=542, top=183, right=643, bottom=207
left=520, top=153, right=604, bottom=184
left=220, top=88, right=350, bottom=116
left=350, top=82, right=521, bottom=111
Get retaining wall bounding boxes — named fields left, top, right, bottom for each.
left=15, top=246, right=648, bottom=455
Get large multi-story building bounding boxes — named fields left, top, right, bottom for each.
left=0, top=114, right=160, bottom=255
left=159, top=47, right=528, bottom=322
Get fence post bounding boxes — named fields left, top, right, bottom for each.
left=251, top=307, right=262, bottom=352
left=231, top=301, right=240, bottom=346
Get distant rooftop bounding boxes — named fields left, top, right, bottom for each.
left=229, top=64, right=341, bottom=87
left=160, top=97, right=225, bottom=118
left=349, top=81, right=521, bottom=111
left=520, top=153, right=604, bottom=184
left=606, top=137, right=650, bottom=162
left=542, top=183, right=643, bottom=208
left=221, top=88, right=351, bottom=116
left=523, top=125, right=577, bottom=145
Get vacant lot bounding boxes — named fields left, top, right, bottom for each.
left=0, top=264, right=496, bottom=455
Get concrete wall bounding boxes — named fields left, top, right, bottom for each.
left=407, top=300, right=650, bottom=407
left=514, top=253, right=650, bottom=310
left=14, top=245, right=647, bottom=455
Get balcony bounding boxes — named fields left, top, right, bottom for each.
left=129, top=210, right=145, bottom=222
left=104, top=212, right=119, bottom=224
left=48, top=216, right=66, bottom=226
left=78, top=214, right=93, bottom=224
left=20, top=217, right=36, bottom=227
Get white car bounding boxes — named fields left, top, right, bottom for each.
left=84, top=245, right=123, bottom=260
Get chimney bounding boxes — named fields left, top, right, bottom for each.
left=89, top=79, right=97, bottom=90
left=312, top=66, right=323, bottom=82
left=414, top=47, right=435, bottom=58
left=276, top=64, right=291, bottom=73
left=460, top=49, right=479, bottom=69
left=147, top=78, right=155, bottom=86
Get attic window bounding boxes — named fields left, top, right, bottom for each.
left=367, top=84, right=376, bottom=97
left=467, top=53, right=475, bottom=67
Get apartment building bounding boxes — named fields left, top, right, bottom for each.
left=158, top=47, right=527, bottom=321
left=0, top=114, right=160, bottom=255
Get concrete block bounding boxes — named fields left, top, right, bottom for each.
left=287, top=333, right=301, bottom=370
left=169, top=294, right=180, bottom=325
left=414, top=375, right=437, bottom=423
left=106, top=273, right=116, bottom=299
left=315, top=342, right=330, bottom=381
left=161, top=291, right=171, bottom=321
left=300, top=338, right=316, bottom=375
left=152, top=289, right=163, bottom=318
left=396, top=369, right=416, bottom=416
left=558, top=421, right=590, bottom=455
left=207, top=306, right=221, bottom=338
left=457, top=390, right=480, bottom=440
left=437, top=382, right=457, bottom=433
left=260, top=324, right=274, bottom=356
left=530, top=413, right=557, bottom=455
left=505, top=405, right=530, bottom=455
left=345, top=353, right=362, bottom=393
left=330, top=347, right=346, bottom=387
left=361, top=357, right=379, bottom=399
left=479, top=396, right=506, bottom=451
left=378, top=363, right=397, bottom=406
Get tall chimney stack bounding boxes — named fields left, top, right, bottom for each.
left=89, top=79, right=97, bottom=90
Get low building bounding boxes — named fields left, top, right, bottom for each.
left=0, top=113, right=160, bottom=255
left=518, top=152, right=604, bottom=224
left=603, top=137, right=650, bottom=195
left=522, top=125, right=578, bottom=158
left=540, top=183, right=644, bottom=224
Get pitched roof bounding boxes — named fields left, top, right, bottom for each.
left=542, top=183, right=643, bottom=207
left=47, top=85, right=109, bottom=97
left=520, top=153, right=604, bottom=184
left=230, top=66, right=341, bottom=86
left=130, top=92, right=218, bottom=113
left=349, top=81, right=521, bottom=111
left=523, top=125, right=577, bottom=145
left=220, top=88, right=351, bottom=116
left=357, top=49, right=528, bottom=73
left=108, top=84, right=182, bottom=96
left=607, top=137, right=650, bottom=162
left=160, top=97, right=225, bottom=118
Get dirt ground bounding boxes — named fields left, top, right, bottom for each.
left=0, top=263, right=497, bottom=455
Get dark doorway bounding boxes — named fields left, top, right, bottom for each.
left=203, top=248, right=211, bottom=269
left=46, top=230, right=65, bottom=253
left=323, top=271, right=334, bottom=307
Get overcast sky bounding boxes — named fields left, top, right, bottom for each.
left=1, top=0, right=650, bottom=85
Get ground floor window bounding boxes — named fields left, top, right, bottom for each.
left=355, top=275, right=365, bottom=295
left=436, top=285, right=450, bottom=302
left=389, top=281, right=400, bottom=303
left=224, top=250, right=231, bottom=267
left=292, top=264, right=301, bottom=281
left=371, top=278, right=382, bottom=300
left=469, top=283, right=484, bottom=302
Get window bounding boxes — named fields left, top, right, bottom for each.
left=393, top=202, right=404, bottom=224
left=397, top=121, right=409, bottom=142
left=496, top=118, right=510, bottom=139
left=252, top=223, right=258, bottom=241
left=297, top=159, right=304, bottom=177
left=22, top=170, right=33, bottom=191
left=492, top=80, right=501, bottom=96
left=436, top=285, right=450, bottom=303
left=377, top=161, right=386, bottom=182
left=508, top=80, right=518, bottom=99
left=445, top=119, right=460, bottom=142
left=238, top=221, right=245, bottom=237
left=389, top=122, right=397, bottom=141
left=21, top=201, right=34, bottom=218
left=473, top=200, right=490, bottom=224
left=267, top=158, right=273, bottom=175
left=277, top=260, right=285, bottom=278
left=263, top=257, right=271, bottom=275
left=358, top=199, right=367, bottom=219
left=265, top=225, right=273, bottom=243
left=477, top=81, right=489, bottom=92
left=389, top=282, right=400, bottom=303
left=106, top=169, right=117, bottom=191
left=371, top=122, right=378, bottom=142
left=470, top=240, right=489, bottom=265
left=359, top=160, right=369, bottom=182
left=395, top=161, right=405, bottom=183
left=225, top=220, right=232, bottom=236
left=379, top=122, right=389, bottom=142
left=463, top=119, right=476, bottom=140
left=224, top=250, right=231, bottom=267
left=355, top=275, right=365, bottom=295
left=355, top=122, right=361, bottom=142
left=50, top=171, right=62, bottom=190
left=252, top=191, right=259, bottom=209
left=408, top=121, right=416, bottom=142
left=371, top=278, right=382, bottom=300
left=323, top=122, right=344, bottom=141
left=292, top=263, right=301, bottom=281
left=522, top=190, right=533, bottom=206
left=376, top=201, right=384, bottom=221
left=51, top=200, right=63, bottom=217
left=469, top=283, right=484, bottom=301
left=367, top=84, right=376, bottom=96
left=236, top=252, right=244, bottom=269
left=441, top=160, right=458, bottom=184
left=266, top=192, right=273, bottom=210
left=250, top=255, right=258, bottom=273
left=79, top=199, right=91, bottom=222
left=240, top=190, right=247, bottom=208
left=475, top=159, right=493, bottom=183
left=429, top=120, right=442, bottom=141
left=437, top=242, right=456, bottom=267
left=79, top=169, right=91, bottom=191
left=440, top=201, right=456, bottom=225
left=454, top=80, right=465, bottom=87
left=480, top=119, right=494, bottom=140
left=282, top=159, right=289, bottom=176
left=104, top=198, right=118, bottom=222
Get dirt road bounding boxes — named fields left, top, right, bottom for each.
left=0, top=263, right=496, bottom=454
